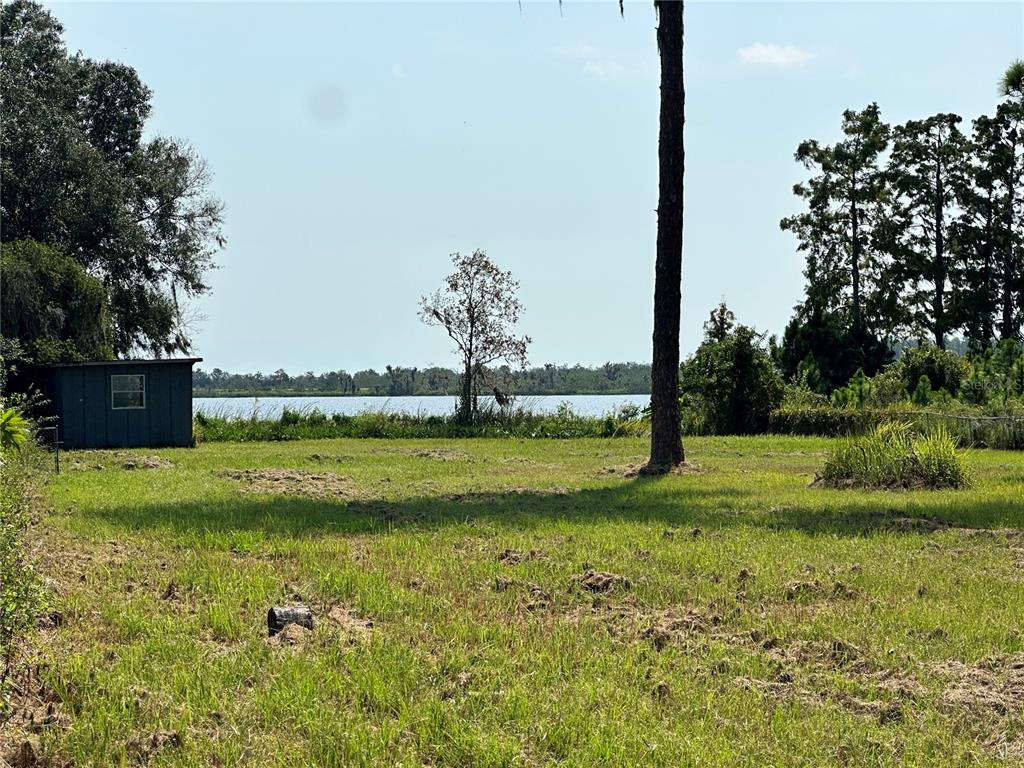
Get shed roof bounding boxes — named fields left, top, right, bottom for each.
left=47, top=358, right=203, bottom=369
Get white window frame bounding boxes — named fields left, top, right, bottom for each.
left=111, top=374, right=146, bottom=410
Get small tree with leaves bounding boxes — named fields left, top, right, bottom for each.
left=420, top=251, right=531, bottom=424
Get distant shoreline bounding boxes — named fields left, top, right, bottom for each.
left=193, top=391, right=652, bottom=399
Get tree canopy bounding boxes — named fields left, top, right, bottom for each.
left=0, top=0, right=225, bottom=359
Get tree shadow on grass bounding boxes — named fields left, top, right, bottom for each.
left=77, top=476, right=1024, bottom=540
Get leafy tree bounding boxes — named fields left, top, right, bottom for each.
left=420, top=251, right=531, bottom=424
left=0, top=239, right=112, bottom=363
left=996, top=60, right=1024, bottom=341
left=781, top=104, right=892, bottom=342
left=679, top=304, right=783, bottom=435
left=0, top=1, right=224, bottom=356
left=956, top=113, right=1012, bottom=347
left=884, top=114, right=970, bottom=349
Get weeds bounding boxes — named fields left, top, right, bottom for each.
left=818, top=421, right=971, bottom=489
left=194, top=402, right=649, bottom=442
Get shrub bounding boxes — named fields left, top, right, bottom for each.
left=900, top=344, right=969, bottom=397
left=0, top=407, right=41, bottom=685
left=910, top=375, right=932, bottom=406
left=817, top=421, right=970, bottom=489
left=679, top=305, right=783, bottom=435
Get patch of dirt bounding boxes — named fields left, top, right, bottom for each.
left=933, top=654, right=1024, bottom=715
left=326, top=606, right=374, bottom=641
left=883, top=516, right=951, bottom=533
left=497, top=548, right=546, bottom=565
left=66, top=458, right=106, bottom=472
left=375, top=447, right=470, bottom=461
left=0, top=664, right=69, bottom=764
left=120, top=455, right=174, bottom=470
left=640, top=608, right=722, bottom=650
left=306, top=453, right=354, bottom=464
left=127, top=730, right=182, bottom=761
left=266, top=622, right=311, bottom=648
left=407, top=448, right=470, bottom=461
left=523, top=585, right=551, bottom=611
left=2, top=738, right=66, bottom=768
left=570, top=569, right=631, bottom=593
left=600, top=461, right=704, bottom=479
left=220, top=469, right=362, bottom=500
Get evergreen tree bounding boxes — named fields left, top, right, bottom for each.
left=884, top=114, right=970, bottom=349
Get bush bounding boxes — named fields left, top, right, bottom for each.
left=679, top=305, right=783, bottom=435
left=1, top=408, right=41, bottom=685
left=900, top=344, right=969, bottom=398
left=817, top=421, right=970, bottom=489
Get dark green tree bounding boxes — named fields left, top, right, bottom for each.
left=779, top=105, right=894, bottom=389
left=996, top=60, right=1024, bottom=341
left=884, top=114, right=970, bottom=349
left=0, top=0, right=224, bottom=356
left=781, top=105, right=892, bottom=341
left=0, top=239, right=112, bottom=363
left=955, top=113, right=1012, bottom=348
left=679, top=304, right=783, bottom=435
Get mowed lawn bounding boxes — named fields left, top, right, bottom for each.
left=20, top=436, right=1024, bottom=766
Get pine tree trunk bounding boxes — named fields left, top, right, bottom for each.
left=645, top=0, right=685, bottom=473
left=934, top=159, right=946, bottom=349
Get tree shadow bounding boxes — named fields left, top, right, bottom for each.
left=78, top=475, right=1024, bottom=540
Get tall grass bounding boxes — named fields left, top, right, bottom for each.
left=194, top=402, right=648, bottom=442
left=818, top=421, right=971, bottom=489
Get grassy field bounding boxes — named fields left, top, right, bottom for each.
left=7, top=436, right=1024, bottom=766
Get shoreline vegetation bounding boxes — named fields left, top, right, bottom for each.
left=193, top=400, right=1024, bottom=448
left=192, top=363, right=654, bottom=400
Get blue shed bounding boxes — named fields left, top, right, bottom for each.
left=37, top=358, right=201, bottom=450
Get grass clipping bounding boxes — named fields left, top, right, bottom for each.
left=815, top=421, right=970, bottom=490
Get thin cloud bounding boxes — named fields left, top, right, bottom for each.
left=582, top=59, right=625, bottom=78
left=391, top=63, right=407, bottom=79
left=554, top=42, right=601, bottom=60
left=556, top=42, right=626, bottom=78
left=737, top=43, right=813, bottom=68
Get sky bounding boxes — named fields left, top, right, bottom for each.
left=49, top=1, right=1024, bottom=374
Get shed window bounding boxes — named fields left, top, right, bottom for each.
left=111, top=374, right=145, bottom=409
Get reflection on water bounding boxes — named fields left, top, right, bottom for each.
left=193, top=394, right=650, bottom=419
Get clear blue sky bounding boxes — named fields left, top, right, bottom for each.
left=50, top=1, right=1023, bottom=373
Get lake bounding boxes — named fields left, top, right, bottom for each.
left=193, top=394, right=651, bottom=419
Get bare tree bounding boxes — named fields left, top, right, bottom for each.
left=420, top=251, right=531, bottom=424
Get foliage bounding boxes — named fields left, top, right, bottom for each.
left=0, top=239, right=113, bottom=363
left=0, top=0, right=224, bottom=356
left=776, top=309, right=892, bottom=394
left=194, top=402, right=648, bottom=442
left=193, top=362, right=653, bottom=398
left=678, top=304, right=783, bottom=435
left=419, top=251, right=531, bottom=424
left=0, top=410, right=40, bottom=687
left=781, top=63, right=1024, bottom=390
left=0, top=408, right=31, bottom=453
left=818, top=421, right=970, bottom=489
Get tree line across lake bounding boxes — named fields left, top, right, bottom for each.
left=192, top=362, right=653, bottom=398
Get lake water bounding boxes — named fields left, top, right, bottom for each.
left=193, top=393, right=651, bottom=419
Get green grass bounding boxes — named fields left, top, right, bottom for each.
left=14, top=436, right=1024, bottom=766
